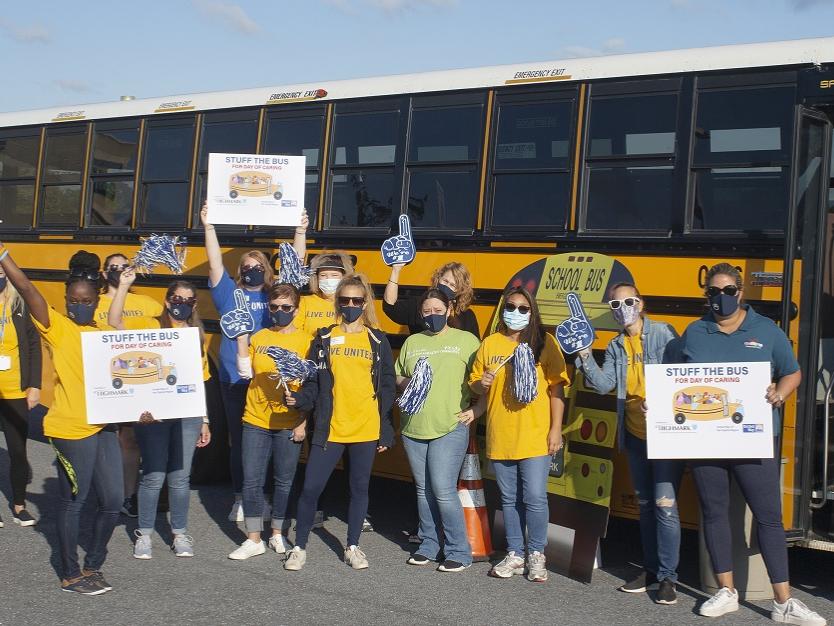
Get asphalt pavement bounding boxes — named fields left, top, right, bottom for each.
left=0, top=434, right=831, bottom=626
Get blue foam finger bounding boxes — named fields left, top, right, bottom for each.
left=380, top=214, right=416, bottom=266
left=220, top=289, right=256, bottom=338
left=555, top=291, right=596, bottom=354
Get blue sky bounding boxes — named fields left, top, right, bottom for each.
left=1, top=0, right=833, bottom=113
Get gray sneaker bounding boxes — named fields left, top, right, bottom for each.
left=133, top=530, right=152, bottom=560
left=344, top=545, right=369, bottom=570
left=172, top=534, right=194, bottom=557
left=490, top=552, right=525, bottom=578
left=527, top=551, right=548, bottom=582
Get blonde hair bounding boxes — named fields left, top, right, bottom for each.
left=431, top=262, right=474, bottom=316
left=335, top=273, right=379, bottom=329
left=235, top=250, right=274, bottom=291
left=1, top=279, right=23, bottom=315
left=308, top=250, right=354, bottom=296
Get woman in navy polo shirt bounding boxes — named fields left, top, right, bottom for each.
left=678, top=263, right=825, bottom=626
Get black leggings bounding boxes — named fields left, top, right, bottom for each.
left=0, top=398, right=29, bottom=506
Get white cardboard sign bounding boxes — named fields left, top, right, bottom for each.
left=645, top=361, right=774, bottom=459
left=82, top=327, right=207, bottom=423
left=206, top=152, right=305, bottom=226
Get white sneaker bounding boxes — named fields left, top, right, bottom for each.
left=771, top=598, right=827, bottom=625
left=344, top=545, right=369, bottom=570
left=228, top=500, right=244, bottom=523
left=284, top=546, right=306, bottom=571
left=489, top=552, right=525, bottom=578
left=699, top=587, right=739, bottom=617
left=268, top=534, right=287, bottom=554
left=228, top=539, right=265, bottom=560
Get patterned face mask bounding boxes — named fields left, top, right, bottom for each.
left=612, top=303, right=640, bottom=327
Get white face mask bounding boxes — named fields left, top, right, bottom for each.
left=319, top=278, right=340, bottom=296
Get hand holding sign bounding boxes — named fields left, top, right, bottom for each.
left=555, top=292, right=595, bottom=354
left=381, top=214, right=416, bottom=266
left=220, top=289, right=256, bottom=339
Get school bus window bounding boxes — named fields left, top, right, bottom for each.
left=494, top=101, right=573, bottom=170
left=586, top=166, right=675, bottom=231
left=87, top=125, right=139, bottom=227
left=332, top=111, right=399, bottom=165
left=407, top=168, right=479, bottom=229
left=0, top=132, right=39, bottom=229
left=587, top=93, right=677, bottom=157
left=491, top=172, right=571, bottom=228
left=329, top=170, right=394, bottom=228
left=39, top=129, right=86, bottom=227
left=692, top=166, right=788, bottom=231
left=139, top=119, right=195, bottom=228
left=408, top=106, right=482, bottom=162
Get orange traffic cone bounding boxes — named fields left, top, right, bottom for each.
left=457, top=427, right=493, bottom=562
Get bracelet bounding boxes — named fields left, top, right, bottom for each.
left=202, top=418, right=210, bottom=425
left=388, top=280, right=398, bottom=285
left=0, top=249, right=8, bottom=263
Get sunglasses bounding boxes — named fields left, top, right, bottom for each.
left=609, top=297, right=640, bottom=310
left=68, top=268, right=100, bottom=283
left=269, top=304, right=295, bottom=313
left=706, top=285, right=740, bottom=297
left=107, top=263, right=129, bottom=272
left=504, top=303, right=531, bottom=314
left=169, top=295, right=197, bottom=306
left=338, top=296, right=366, bottom=306
left=242, top=263, right=265, bottom=272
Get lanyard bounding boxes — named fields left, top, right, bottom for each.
left=0, top=300, right=6, bottom=351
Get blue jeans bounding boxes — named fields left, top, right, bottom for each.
left=624, top=431, right=684, bottom=583
left=402, top=423, right=471, bottom=564
left=52, top=427, right=124, bottom=579
left=492, top=455, right=551, bottom=554
left=220, top=382, right=248, bottom=494
left=241, top=423, right=303, bottom=534
left=135, top=417, right=202, bottom=536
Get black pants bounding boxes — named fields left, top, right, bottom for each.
left=0, top=398, right=30, bottom=506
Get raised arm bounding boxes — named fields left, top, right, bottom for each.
left=107, top=267, right=136, bottom=330
left=0, top=245, right=49, bottom=327
left=293, top=210, right=309, bottom=262
left=383, top=263, right=405, bottom=306
left=201, top=202, right=224, bottom=287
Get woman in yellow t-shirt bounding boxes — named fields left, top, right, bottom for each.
left=108, top=268, right=211, bottom=560
left=0, top=247, right=120, bottom=595
left=226, top=283, right=312, bottom=561
left=297, top=251, right=354, bottom=335
left=469, top=287, right=568, bottom=583
left=283, top=274, right=395, bottom=572
left=0, top=268, right=42, bottom=528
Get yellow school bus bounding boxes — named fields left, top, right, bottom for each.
left=1, top=36, right=833, bottom=553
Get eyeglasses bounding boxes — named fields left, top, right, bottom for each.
left=68, top=268, right=100, bottom=283
left=269, top=304, right=295, bottom=313
left=169, top=295, right=197, bottom=306
left=504, top=303, right=531, bottom=314
left=706, top=285, right=740, bottom=297
left=609, top=297, right=640, bottom=310
left=107, top=263, right=129, bottom=272
left=338, top=296, right=365, bottom=306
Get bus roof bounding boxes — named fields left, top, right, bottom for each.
left=2, top=36, right=832, bottom=127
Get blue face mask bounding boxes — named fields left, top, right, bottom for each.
left=241, top=267, right=265, bottom=288
left=708, top=293, right=740, bottom=317
left=67, top=302, right=95, bottom=325
left=502, top=309, right=530, bottom=331
left=422, top=313, right=447, bottom=334
left=270, top=309, right=294, bottom=328
left=168, top=303, right=193, bottom=321
left=339, top=305, right=363, bottom=324
left=437, top=283, right=456, bottom=301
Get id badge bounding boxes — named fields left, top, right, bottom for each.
left=0, top=355, right=11, bottom=371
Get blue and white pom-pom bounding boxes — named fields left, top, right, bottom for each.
left=397, top=356, right=433, bottom=415
left=266, top=346, right=317, bottom=387
left=133, top=234, right=187, bottom=274
left=277, top=242, right=311, bottom=288
left=511, top=343, right=538, bottom=404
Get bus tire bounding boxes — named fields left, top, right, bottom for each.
left=229, top=190, right=238, bottom=199
left=674, top=413, right=686, bottom=424
left=732, top=412, right=743, bottom=424
left=273, top=191, right=282, bottom=200
left=112, top=378, right=123, bottom=389
left=166, top=374, right=177, bottom=385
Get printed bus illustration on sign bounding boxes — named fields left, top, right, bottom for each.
left=228, top=171, right=283, bottom=200
left=672, top=385, right=744, bottom=424
left=110, top=351, right=177, bottom=389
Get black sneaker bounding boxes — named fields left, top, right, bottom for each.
left=656, top=579, right=677, bottom=605
left=619, top=571, right=658, bottom=593
left=437, top=560, right=469, bottom=572
left=84, top=571, right=113, bottom=592
left=120, top=495, right=138, bottom=518
left=12, top=509, right=36, bottom=527
left=407, top=554, right=430, bottom=566
left=61, top=576, right=108, bottom=596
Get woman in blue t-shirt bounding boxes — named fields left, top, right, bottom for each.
left=201, top=203, right=307, bottom=522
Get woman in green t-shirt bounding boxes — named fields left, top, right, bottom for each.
left=396, top=288, right=483, bottom=573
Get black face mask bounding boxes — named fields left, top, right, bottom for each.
left=270, top=309, right=294, bottom=328
left=708, top=293, right=740, bottom=317
left=0, top=277, right=7, bottom=293
left=422, top=313, right=447, bottom=334
left=339, top=305, right=363, bottom=324
left=67, top=302, right=95, bottom=325
left=105, top=270, right=121, bottom=288
left=168, top=303, right=193, bottom=321
left=241, top=267, right=265, bottom=288
left=437, top=283, right=456, bottom=301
